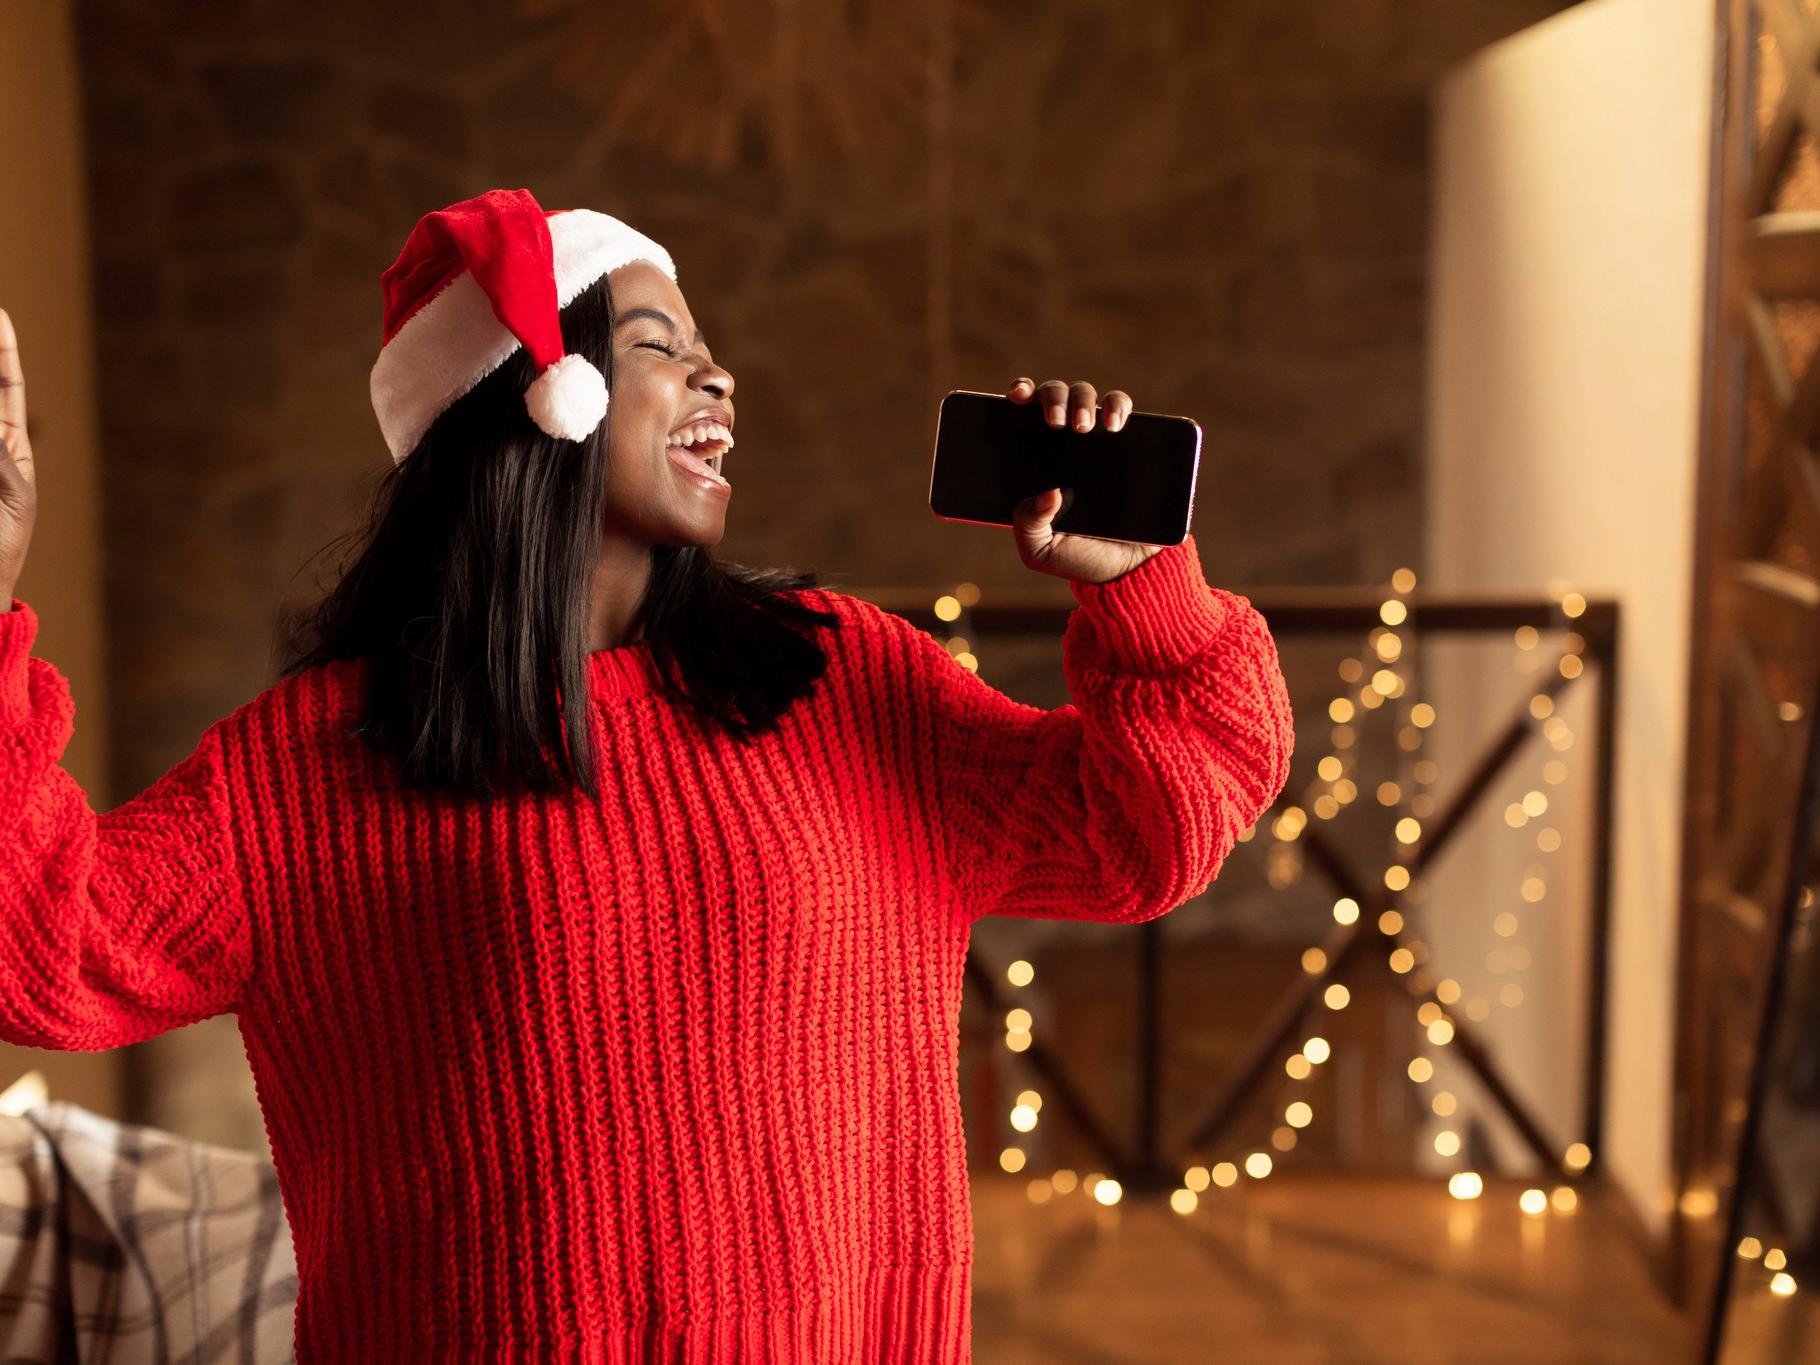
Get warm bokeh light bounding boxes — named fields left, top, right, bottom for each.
left=1333, top=897, right=1360, bottom=925
left=999, top=1147, right=1025, bottom=1172
left=1169, top=1188, right=1198, bottom=1215
left=1434, top=1130, right=1461, bottom=1156
left=1301, top=946, right=1328, bottom=974
left=1093, top=1178, right=1122, bottom=1206
left=1007, top=959, right=1034, bottom=987
left=1212, top=1162, right=1239, bottom=1188
left=1448, top=1172, right=1483, bottom=1200
left=1519, top=1188, right=1548, bottom=1216
left=1245, top=1152, right=1273, bottom=1179
left=1550, top=1186, right=1578, bottom=1212
left=1285, top=1101, right=1313, bottom=1128
left=1325, top=984, right=1352, bottom=1010
left=1303, top=1036, right=1331, bottom=1064
left=1408, top=1057, right=1434, bottom=1083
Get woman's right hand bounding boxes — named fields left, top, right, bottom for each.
left=0, top=309, right=37, bottom=607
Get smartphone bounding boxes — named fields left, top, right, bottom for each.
left=928, top=389, right=1201, bottom=547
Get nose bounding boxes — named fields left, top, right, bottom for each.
left=693, top=357, right=733, bottom=403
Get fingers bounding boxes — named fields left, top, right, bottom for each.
left=0, top=309, right=29, bottom=488
left=1008, top=377, right=1133, bottom=432
left=1099, top=390, right=1132, bottom=431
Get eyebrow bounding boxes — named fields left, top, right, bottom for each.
left=614, top=307, right=707, bottom=348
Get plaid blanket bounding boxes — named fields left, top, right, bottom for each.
left=0, top=1098, right=297, bottom=1362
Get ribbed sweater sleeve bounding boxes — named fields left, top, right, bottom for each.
left=0, top=600, right=251, bottom=1051
left=886, top=533, right=1293, bottom=924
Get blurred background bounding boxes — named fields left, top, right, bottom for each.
left=2, top=0, right=1817, bottom=1360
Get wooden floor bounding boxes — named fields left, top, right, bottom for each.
left=969, top=1173, right=1690, bottom=1363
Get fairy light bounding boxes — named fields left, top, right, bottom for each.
left=1157, top=569, right=1601, bottom=1221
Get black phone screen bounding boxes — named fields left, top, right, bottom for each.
left=927, top=389, right=1201, bottom=547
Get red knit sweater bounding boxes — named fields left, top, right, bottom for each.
left=0, top=534, right=1292, bottom=1361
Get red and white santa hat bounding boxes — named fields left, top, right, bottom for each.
left=369, top=187, right=677, bottom=464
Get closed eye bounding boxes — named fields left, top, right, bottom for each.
left=639, top=339, right=681, bottom=357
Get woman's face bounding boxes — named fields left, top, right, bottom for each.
left=601, top=261, right=737, bottom=545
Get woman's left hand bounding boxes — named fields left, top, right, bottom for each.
left=1006, top=376, right=1165, bottom=586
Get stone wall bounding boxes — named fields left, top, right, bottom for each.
left=70, top=0, right=1568, bottom=1148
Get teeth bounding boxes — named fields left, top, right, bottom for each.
left=666, top=420, right=734, bottom=452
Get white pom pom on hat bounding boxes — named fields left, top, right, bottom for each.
left=525, top=353, right=609, bottom=442
left=368, top=187, right=677, bottom=465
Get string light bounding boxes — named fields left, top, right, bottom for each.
left=1014, top=570, right=1601, bottom=1222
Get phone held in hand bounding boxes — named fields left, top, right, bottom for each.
left=927, top=389, right=1202, bottom=547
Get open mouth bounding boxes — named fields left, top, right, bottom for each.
left=665, top=436, right=730, bottom=486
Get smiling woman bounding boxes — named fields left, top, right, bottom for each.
left=284, top=223, right=842, bottom=801
left=0, top=186, right=1292, bottom=1362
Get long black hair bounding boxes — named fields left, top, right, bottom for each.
left=282, top=273, right=842, bottom=800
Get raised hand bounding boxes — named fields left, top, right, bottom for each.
left=0, top=309, right=36, bottom=606
left=1005, top=376, right=1163, bottom=585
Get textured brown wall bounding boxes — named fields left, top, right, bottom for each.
left=71, top=0, right=1567, bottom=1147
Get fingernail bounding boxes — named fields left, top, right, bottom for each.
left=1048, top=404, right=1064, bottom=425
left=1075, top=410, right=1092, bottom=431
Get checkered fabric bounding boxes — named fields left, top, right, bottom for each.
left=0, top=1099, right=296, bottom=1362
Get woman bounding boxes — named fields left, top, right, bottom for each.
left=0, top=189, right=1294, bottom=1361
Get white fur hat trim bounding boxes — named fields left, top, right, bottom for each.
left=370, top=210, right=676, bottom=464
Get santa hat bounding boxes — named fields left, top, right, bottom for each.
left=369, top=187, right=677, bottom=464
